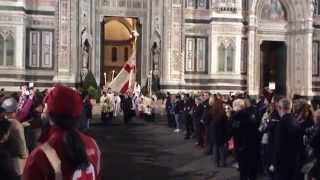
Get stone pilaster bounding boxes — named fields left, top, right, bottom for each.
left=57, top=0, right=72, bottom=76
left=247, top=16, right=258, bottom=95
left=169, top=0, right=184, bottom=81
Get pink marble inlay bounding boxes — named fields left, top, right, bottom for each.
left=25, top=0, right=58, bottom=6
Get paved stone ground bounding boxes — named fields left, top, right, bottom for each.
left=87, top=105, right=267, bottom=180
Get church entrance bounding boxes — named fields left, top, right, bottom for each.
left=260, top=41, right=287, bottom=95
left=100, top=17, right=141, bottom=87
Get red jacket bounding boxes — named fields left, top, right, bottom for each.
left=22, top=127, right=101, bottom=180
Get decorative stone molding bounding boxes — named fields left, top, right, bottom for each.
left=185, top=24, right=210, bottom=35
left=0, top=27, right=16, bottom=39
left=0, top=14, right=24, bottom=24
left=218, top=36, right=235, bottom=46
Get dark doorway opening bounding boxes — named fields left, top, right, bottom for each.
left=260, top=41, right=287, bottom=95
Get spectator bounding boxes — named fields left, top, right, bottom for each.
left=230, top=98, right=260, bottom=180
left=271, top=98, right=304, bottom=180
left=22, top=85, right=101, bottom=180
left=174, top=95, right=183, bottom=133
left=212, top=100, right=228, bottom=167
left=165, top=92, right=175, bottom=128
left=193, top=97, right=205, bottom=147
left=183, top=94, right=194, bottom=139
left=1, top=98, right=29, bottom=176
left=309, top=109, right=320, bottom=180
left=0, top=118, right=19, bottom=180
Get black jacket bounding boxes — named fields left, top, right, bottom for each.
left=231, top=107, right=260, bottom=154
left=311, top=126, right=320, bottom=162
left=165, top=97, right=172, bottom=113
left=201, top=99, right=210, bottom=124
left=121, top=96, right=133, bottom=115
left=192, top=104, right=204, bottom=121
left=174, top=99, right=184, bottom=114
left=273, top=113, right=304, bottom=172
left=212, top=112, right=229, bottom=146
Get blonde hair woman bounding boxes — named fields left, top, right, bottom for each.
left=232, top=99, right=246, bottom=112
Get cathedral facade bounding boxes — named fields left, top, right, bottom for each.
left=0, top=0, right=319, bottom=98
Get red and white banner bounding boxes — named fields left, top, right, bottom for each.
left=109, top=51, right=136, bottom=94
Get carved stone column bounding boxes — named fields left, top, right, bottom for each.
left=57, top=0, right=72, bottom=76
left=303, top=26, right=314, bottom=97
left=247, top=16, right=258, bottom=96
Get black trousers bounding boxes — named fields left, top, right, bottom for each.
left=124, top=115, right=132, bottom=124
left=185, top=116, right=194, bottom=138
left=215, top=144, right=227, bottom=166
left=167, top=112, right=175, bottom=128
left=196, top=122, right=206, bottom=147
left=238, top=150, right=258, bottom=180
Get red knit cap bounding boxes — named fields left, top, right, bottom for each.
left=45, top=85, right=82, bottom=118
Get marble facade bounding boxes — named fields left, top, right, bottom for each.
left=0, top=0, right=319, bottom=98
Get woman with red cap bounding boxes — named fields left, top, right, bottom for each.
left=22, top=85, right=101, bottom=180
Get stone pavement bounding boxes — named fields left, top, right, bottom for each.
left=88, top=105, right=267, bottom=180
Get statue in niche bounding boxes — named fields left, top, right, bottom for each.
left=151, top=41, right=161, bottom=92
left=261, top=0, right=287, bottom=21
left=151, top=41, right=161, bottom=75
left=81, top=26, right=92, bottom=72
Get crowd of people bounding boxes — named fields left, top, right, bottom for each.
left=165, top=91, right=320, bottom=180
left=0, top=83, right=101, bottom=180
left=0, top=82, right=158, bottom=180
left=1, top=81, right=320, bottom=180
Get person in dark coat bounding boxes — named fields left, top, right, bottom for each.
left=193, top=97, right=204, bottom=147
left=212, top=100, right=228, bottom=167
left=293, top=99, right=314, bottom=180
left=260, top=96, right=281, bottom=179
left=183, top=94, right=194, bottom=139
left=310, top=110, right=320, bottom=180
left=203, top=94, right=216, bottom=155
left=231, top=99, right=260, bottom=180
left=121, top=92, right=134, bottom=125
left=271, top=97, right=304, bottom=180
left=200, top=92, right=211, bottom=154
left=165, top=92, right=175, bottom=128
left=0, top=118, right=20, bottom=180
left=174, top=95, right=184, bottom=133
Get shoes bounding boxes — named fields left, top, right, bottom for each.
left=232, top=163, right=239, bottom=169
left=174, top=129, right=180, bottom=133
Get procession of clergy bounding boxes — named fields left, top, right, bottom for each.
left=100, top=83, right=157, bottom=124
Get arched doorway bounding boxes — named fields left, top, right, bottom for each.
left=260, top=41, right=287, bottom=95
left=248, top=0, right=313, bottom=97
left=100, top=17, right=140, bottom=87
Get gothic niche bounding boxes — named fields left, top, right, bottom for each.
left=261, top=0, right=287, bottom=21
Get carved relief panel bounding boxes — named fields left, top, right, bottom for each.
left=58, top=0, right=71, bottom=72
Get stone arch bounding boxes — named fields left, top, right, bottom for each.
left=104, top=17, right=133, bottom=32
left=250, top=0, right=310, bottom=21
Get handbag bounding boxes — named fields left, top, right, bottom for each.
left=228, top=138, right=235, bottom=151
